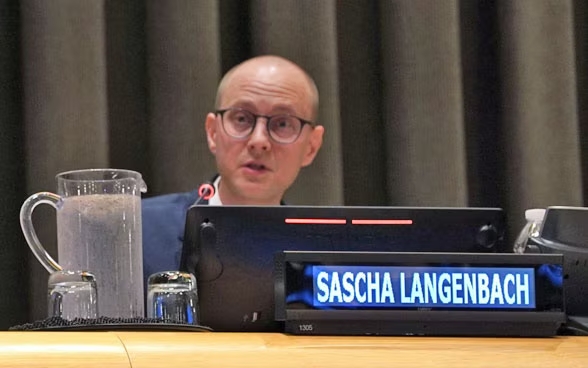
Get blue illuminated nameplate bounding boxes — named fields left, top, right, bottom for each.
left=312, top=266, right=536, bottom=309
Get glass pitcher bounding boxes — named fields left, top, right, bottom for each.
left=20, top=169, right=147, bottom=318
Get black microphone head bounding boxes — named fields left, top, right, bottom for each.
left=198, top=183, right=215, bottom=200
left=192, top=182, right=215, bottom=206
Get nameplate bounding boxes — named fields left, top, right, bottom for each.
left=274, top=251, right=565, bottom=337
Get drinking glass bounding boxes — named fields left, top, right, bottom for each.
left=147, top=271, right=199, bottom=324
left=48, top=270, right=98, bottom=320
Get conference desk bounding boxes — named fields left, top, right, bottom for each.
left=0, top=331, right=585, bottom=367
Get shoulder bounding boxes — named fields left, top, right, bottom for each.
left=141, top=190, right=202, bottom=242
left=142, top=191, right=200, bottom=279
left=141, top=190, right=203, bottom=225
left=142, top=191, right=200, bottom=211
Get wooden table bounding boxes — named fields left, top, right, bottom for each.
left=0, top=332, right=585, bottom=367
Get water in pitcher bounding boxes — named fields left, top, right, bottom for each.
left=56, top=193, right=144, bottom=318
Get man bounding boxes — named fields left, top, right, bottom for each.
left=142, top=55, right=325, bottom=279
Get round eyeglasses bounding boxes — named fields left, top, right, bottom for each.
left=216, top=107, right=315, bottom=144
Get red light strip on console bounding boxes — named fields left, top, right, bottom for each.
left=351, top=219, right=413, bottom=225
left=285, top=218, right=347, bottom=225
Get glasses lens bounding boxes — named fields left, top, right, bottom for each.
left=268, top=116, right=302, bottom=143
left=223, top=109, right=255, bottom=138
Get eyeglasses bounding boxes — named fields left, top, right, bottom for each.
left=215, top=107, right=315, bottom=144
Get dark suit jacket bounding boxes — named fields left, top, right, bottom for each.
left=142, top=189, right=208, bottom=283
left=141, top=175, right=285, bottom=284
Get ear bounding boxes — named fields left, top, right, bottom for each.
left=205, top=112, right=218, bottom=154
left=301, top=125, right=324, bottom=167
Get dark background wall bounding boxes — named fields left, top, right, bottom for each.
left=1, top=0, right=586, bottom=327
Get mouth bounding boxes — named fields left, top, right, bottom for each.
left=243, top=162, right=269, bottom=172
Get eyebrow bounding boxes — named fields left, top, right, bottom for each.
left=228, top=101, right=299, bottom=116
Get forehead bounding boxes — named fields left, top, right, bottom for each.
left=220, top=63, right=314, bottom=116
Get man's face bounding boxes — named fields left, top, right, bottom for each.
left=205, top=61, right=324, bottom=205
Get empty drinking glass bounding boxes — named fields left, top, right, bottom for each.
left=48, top=270, right=98, bottom=320
left=147, top=271, right=199, bottom=325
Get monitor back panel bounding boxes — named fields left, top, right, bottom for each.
left=181, top=206, right=507, bottom=332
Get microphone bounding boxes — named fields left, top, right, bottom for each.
left=180, top=181, right=217, bottom=274
left=193, top=182, right=215, bottom=205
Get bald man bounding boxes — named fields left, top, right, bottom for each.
left=142, top=55, right=325, bottom=279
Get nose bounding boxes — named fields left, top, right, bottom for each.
left=247, top=118, right=271, bottom=152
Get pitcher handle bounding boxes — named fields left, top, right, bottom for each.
left=19, top=192, right=63, bottom=273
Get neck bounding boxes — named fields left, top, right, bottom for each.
left=217, top=179, right=281, bottom=206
